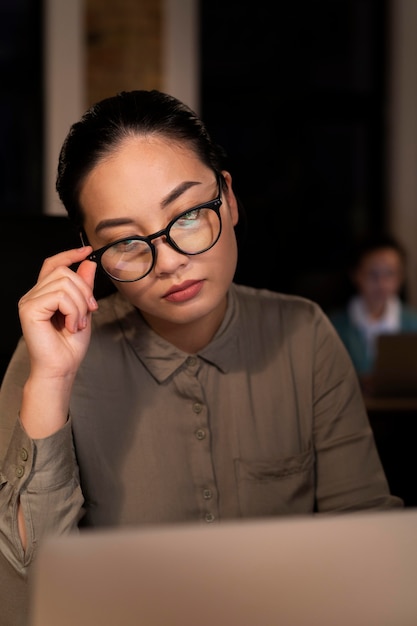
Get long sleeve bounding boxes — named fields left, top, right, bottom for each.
left=0, top=339, right=84, bottom=575
left=309, top=305, right=401, bottom=510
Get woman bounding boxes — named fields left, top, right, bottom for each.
left=0, top=90, right=402, bottom=616
left=329, top=233, right=417, bottom=383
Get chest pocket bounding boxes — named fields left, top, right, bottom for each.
left=234, top=449, right=315, bottom=517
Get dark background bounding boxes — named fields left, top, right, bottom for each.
left=0, top=0, right=44, bottom=215
left=200, top=0, right=388, bottom=311
left=2, top=0, right=389, bottom=313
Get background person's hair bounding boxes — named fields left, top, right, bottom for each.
left=349, top=232, right=408, bottom=272
left=344, top=231, right=409, bottom=302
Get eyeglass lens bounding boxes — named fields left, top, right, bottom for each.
left=100, top=206, right=221, bottom=282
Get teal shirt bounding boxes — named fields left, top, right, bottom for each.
left=329, top=305, right=417, bottom=375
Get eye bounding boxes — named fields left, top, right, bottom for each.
left=106, top=238, right=150, bottom=261
left=113, top=238, right=141, bottom=253
left=175, top=208, right=203, bottom=227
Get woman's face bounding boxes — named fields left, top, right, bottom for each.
left=79, top=135, right=239, bottom=338
left=352, top=247, right=405, bottom=313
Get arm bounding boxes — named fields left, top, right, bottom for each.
left=0, top=247, right=98, bottom=573
left=312, top=310, right=403, bottom=511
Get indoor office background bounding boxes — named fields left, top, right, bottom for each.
left=2, top=0, right=417, bottom=309
left=1, top=0, right=417, bottom=505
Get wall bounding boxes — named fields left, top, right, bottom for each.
left=43, top=0, right=199, bottom=216
left=42, top=0, right=417, bottom=305
left=85, top=0, right=163, bottom=107
left=387, top=0, right=417, bottom=307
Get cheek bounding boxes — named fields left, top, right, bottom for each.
left=113, top=278, right=151, bottom=303
left=386, top=278, right=401, bottom=292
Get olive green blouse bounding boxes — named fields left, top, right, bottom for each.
left=0, top=284, right=402, bottom=583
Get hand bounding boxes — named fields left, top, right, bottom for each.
left=18, top=246, right=98, bottom=381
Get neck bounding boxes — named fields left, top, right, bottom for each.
left=364, top=297, right=391, bottom=321
left=367, top=305, right=385, bottom=320
left=141, top=297, right=227, bottom=354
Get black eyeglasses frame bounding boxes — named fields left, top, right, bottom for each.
left=83, top=174, right=223, bottom=282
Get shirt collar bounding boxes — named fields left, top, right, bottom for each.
left=348, top=295, right=401, bottom=332
left=112, top=286, right=240, bottom=383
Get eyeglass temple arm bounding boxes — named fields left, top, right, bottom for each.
left=79, top=230, right=98, bottom=262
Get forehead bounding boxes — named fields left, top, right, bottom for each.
left=92, top=134, right=203, bottom=180
left=360, top=248, right=402, bottom=266
left=357, top=248, right=404, bottom=277
left=79, top=135, right=214, bottom=233
left=81, top=135, right=210, bottom=204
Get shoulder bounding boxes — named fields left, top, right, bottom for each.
left=233, top=283, right=321, bottom=311
left=231, top=283, right=331, bottom=331
left=230, top=284, right=354, bottom=371
left=401, top=304, right=417, bottom=328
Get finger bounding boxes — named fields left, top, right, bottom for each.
left=77, top=260, right=99, bottom=312
left=77, top=259, right=98, bottom=291
left=35, top=256, right=98, bottom=312
left=28, top=268, right=94, bottom=305
left=38, top=246, right=93, bottom=282
left=20, top=288, right=88, bottom=335
left=21, top=272, right=97, bottom=330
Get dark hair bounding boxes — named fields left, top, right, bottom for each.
left=56, top=90, right=230, bottom=227
left=342, top=231, right=409, bottom=302
left=350, top=232, right=407, bottom=271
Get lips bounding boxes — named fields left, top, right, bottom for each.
left=163, top=280, right=204, bottom=303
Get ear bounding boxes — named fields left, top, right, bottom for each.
left=221, top=171, right=239, bottom=226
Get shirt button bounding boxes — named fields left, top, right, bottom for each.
left=205, top=513, right=215, bottom=523
left=20, top=448, right=29, bottom=462
left=15, top=466, right=25, bottom=478
left=203, top=489, right=212, bottom=500
left=195, top=429, right=206, bottom=440
left=193, top=402, right=203, bottom=414
left=186, top=356, right=197, bottom=367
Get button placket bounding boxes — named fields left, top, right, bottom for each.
left=178, top=359, right=218, bottom=522
left=195, top=428, right=206, bottom=440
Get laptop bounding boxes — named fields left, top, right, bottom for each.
left=371, top=332, right=417, bottom=397
left=29, top=509, right=417, bottom=626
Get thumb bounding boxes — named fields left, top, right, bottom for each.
left=77, top=259, right=97, bottom=290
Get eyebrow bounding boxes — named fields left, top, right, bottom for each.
left=93, top=180, right=202, bottom=235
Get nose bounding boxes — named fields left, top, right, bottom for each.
left=152, top=237, right=189, bottom=276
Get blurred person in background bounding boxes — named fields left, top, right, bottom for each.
left=329, top=232, right=417, bottom=385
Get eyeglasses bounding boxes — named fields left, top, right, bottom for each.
left=85, top=175, right=223, bottom=282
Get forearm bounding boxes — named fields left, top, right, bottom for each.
left=20, top=372, right=75, bottom=439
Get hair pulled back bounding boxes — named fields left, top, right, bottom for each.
left=56, top=90, right=228, bottom=227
